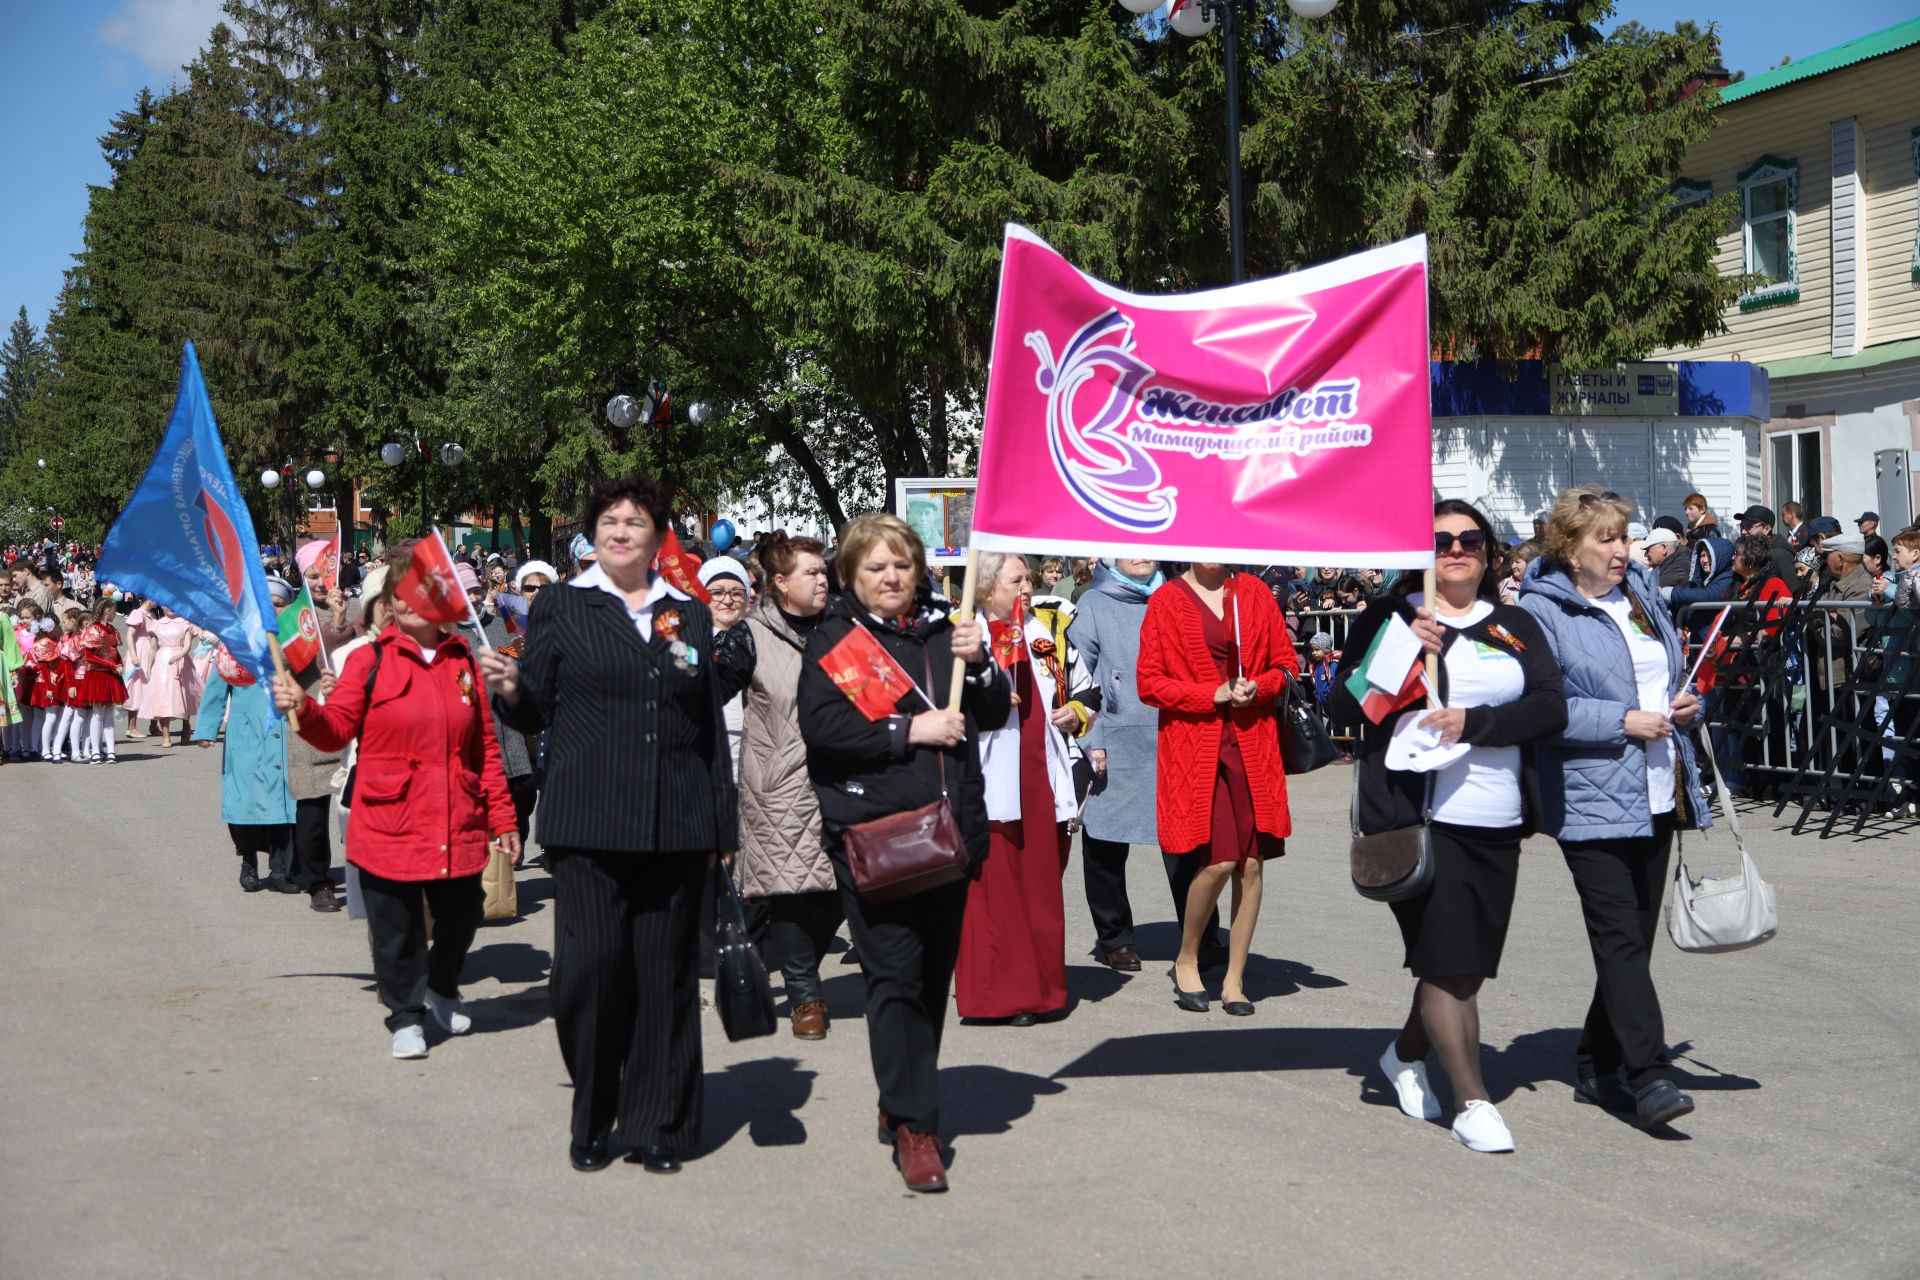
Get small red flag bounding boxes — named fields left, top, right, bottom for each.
left=394, top=530, right=469, bottom=625
left=656, top=527, right=710, bottom=603
left=818, top=625, right=918, bottom=721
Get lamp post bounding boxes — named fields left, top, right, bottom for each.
left=1120, top=0, right=1338, bottom=283
left=377, top=439, right=463, bottom=534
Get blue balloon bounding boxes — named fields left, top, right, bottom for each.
left=711, top=519, right=737, bottom=552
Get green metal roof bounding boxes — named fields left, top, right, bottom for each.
left=1718, top=17, right=1920, bottom=104
left=1759, top=336, right=1920, bottom=381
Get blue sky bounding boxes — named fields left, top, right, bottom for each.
left=2, top=0, right=1915, bottom=337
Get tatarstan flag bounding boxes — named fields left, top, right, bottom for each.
left=1341, top=615, right=1428, bottom=723
left=276, top=584, right=322, bottom=674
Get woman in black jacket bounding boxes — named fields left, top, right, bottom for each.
left=479, top=474, right=753, bottom=1176
left=797, top=513, right=1008, bottom=1195
left=1330, top=500, right=1566, bottom=1154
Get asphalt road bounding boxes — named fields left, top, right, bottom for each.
left=3, top=742, right=1917, bottom=1279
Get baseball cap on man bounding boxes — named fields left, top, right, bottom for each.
left=1857, top=511, right=1880, bottom=524
left=1642, top=528, right=1680, bottom=550
left=1736, top=505, right=1776, bottom=529
left=1805, top=516, right=1843, bottom=538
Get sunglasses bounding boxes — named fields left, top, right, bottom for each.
left=521, top=583, right=544, bottom=595
left=1434, top=530, right=1489, bottom=554
left=1577, top=491, right=1624, bottom=510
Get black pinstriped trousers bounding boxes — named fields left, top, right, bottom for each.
left=548, top=848, right=707, bottom=1150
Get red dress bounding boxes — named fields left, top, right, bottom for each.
left=26, top=637, right=59, bottom=709
left=1137, top=574, right=1295, bottom=857
left=76, top=623, right=129, bottom=706
left=954, top=650, right=1070, bottom=1019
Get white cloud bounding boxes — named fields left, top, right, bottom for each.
left=97, top=0, right=234, bottom=80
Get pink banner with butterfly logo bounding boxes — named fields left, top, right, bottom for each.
left=972, top=225, right=1434, bottom=568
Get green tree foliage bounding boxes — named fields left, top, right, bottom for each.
left=0, top=306, right=50, bottom=461
left=24, top=0, right=1742, bottom=541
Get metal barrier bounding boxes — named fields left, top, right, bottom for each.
left=1678, top=597, right=1919, bottom=825
left=1290, top=607, right=1365, bottom=749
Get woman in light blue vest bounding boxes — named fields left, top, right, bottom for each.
left=1518, top=487, right=1711, bottom=1133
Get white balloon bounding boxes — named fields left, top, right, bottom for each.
left=1167, top=0, right=1216, bottom=37
left=1286, top=0, right=1339, bottom=17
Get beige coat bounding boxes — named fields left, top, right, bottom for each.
left=735, top=601, right=831, bottom=898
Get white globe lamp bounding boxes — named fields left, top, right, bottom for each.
left=1286, top=0, right=1338, bottom=16
left=304, top=468, right=326, bottom=490
left=1168, top=0, right=1216, bottom=36
left=379, top=442, right=405, bottom=467
left=260, top=468, right=282, bottom=489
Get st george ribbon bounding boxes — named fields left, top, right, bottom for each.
left=972, top=225, right=1434, bottom=568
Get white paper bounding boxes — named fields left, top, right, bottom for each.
left=1384, top=712, right=1472, bottom=774
left=1365, top=614, right=1424, bottom=695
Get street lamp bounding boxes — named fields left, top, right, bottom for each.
left=1129, top=0, right=1339, bottom=282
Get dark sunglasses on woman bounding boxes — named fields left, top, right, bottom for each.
left=1435, top=530, right=1488, bottom=554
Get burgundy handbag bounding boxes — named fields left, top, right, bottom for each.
left=843, top=647, right=970, bottom=903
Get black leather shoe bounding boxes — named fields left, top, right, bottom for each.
left=309, top=885, right=343, bottom=913
left=1171, top=971, right=1210, bottom=1013
left=1009, top=1012, right=1038, bottom=1027
left=265, top=873, right=303, bottom=895
left=1574, top=1073, right=1637, bottom=1112
left=1221, top=1000, right=1254, bottom=1017
left=1634, top=1079, right=1695, bottom=1129
left=1095, top=944, right=1142, bottom=972
left=238, top=857, right=262, bottom=893
left=569, top=1137, right=614, bottom=1172
left=628, top=1145, right=681, bottom=1174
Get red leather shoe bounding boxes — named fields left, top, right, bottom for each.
left=894, top=1127, right=948, bottom=1193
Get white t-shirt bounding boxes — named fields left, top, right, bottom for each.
left=1594, top=590, right=1676, bottom=815
left=1427, top=599, right=1526, bottom=828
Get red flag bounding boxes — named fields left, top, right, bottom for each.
left=988, top=595, right=1028, bottom=669
left=1358, top=660, right=1428, bottom=724
left=394, top=530, right=468, bottom=625
left=818, top=625, right=919, bottom=721
left=318, top=527, right=341, bottom=594
left=656, top=527, right=710, bottom=603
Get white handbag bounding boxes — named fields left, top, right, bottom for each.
left=1667, top=725, right=1777, bottom=953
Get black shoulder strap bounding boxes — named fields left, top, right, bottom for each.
left=361, top=640, right=384, bottom=704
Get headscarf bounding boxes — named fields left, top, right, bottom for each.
left=294, top=540, right=332, bottom=576
left=1101, top=559, right=1164, bottom=596
left=569, top=533, right=596, bottom=565
left=697, top=557, right=751, bottom=591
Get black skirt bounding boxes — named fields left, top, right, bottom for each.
left=1389, top=821, right=1525, bottom=979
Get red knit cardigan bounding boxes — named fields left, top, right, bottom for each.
left=1136, top=573, right=1297, bottom=852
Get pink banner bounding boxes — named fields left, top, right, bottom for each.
left=973, top=226, right=1434, bottom=568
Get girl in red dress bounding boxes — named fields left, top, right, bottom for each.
left=77, top=603, right=129, bottom=763
left=1138, top=564, right=1296, bottom=1016
left=51, top=609, right=88, bottom=762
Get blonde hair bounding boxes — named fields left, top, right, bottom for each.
left=1542, top=485, right=1633, bottom=572
left=973, top=552, right=1022, bottom=605
left=834, top=513, right=926, bottom=585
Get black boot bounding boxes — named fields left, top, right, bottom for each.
left=238, top=855, right=262, bottom=893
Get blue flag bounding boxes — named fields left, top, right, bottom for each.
left=97, top=342, right=279, bottom=690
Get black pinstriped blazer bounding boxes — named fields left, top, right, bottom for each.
left=498, top=578, right=754, bottom=854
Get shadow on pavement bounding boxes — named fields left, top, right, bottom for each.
left=463, top=940, right=550, bottom=986
left=942, top=1064, right=1068, bottom=1158
left=1052, top=1026, right=1401, bottom=1082
left=700, top=1056, right=816, bottom=1153
left=1065, top=963, right=1129, bottom=1008
left=465, top=982, right=551, bottom=1033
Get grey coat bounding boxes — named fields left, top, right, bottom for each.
left=1067, top=567, right=1160, bottom=845
left=1518, top=559, right=1711, bottom=841
left=735, top=600, right=831, bottom=898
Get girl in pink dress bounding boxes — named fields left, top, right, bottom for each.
left=122, top=600, right=158, bottom=736
left=134, top=608, right=199, bottom=746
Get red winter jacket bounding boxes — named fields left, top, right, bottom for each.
left=1137, top=573, right=1296, bottom=852
left=293, top=626, right=516, bottom=882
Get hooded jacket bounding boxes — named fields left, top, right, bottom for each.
left=1517, top=559, right=1711, bottom=841
left=1668, top=534, right=1735, bottom=619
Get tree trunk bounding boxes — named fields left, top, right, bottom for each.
left=761, top=405, right=848, bottom=534
left=928, top=363, right=950, bottom=476
left=529, top=510, right=553, bottom=562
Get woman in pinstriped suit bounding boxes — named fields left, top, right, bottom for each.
left=480, top=474, right=754, bottom=1175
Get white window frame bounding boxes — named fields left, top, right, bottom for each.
left=1768, top=426, right=1822, bottom=521
left=305, top=490, right=336, bottom=513
left=1669, top=177, right=1713, bottom=210
left=1738, top=155, right=1798, bottom=311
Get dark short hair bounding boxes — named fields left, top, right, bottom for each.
left=758, top=530, right=826, bottom=581
left=582, top=473, right=672, bottom=537
left=1733, top=533, right=1772, bottom=574
left=1864, top=534, right=1888, bottom=563
left=1397, top=498, right=1504, bottom=603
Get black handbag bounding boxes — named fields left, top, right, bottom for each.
left=712, top=858, right=777, bottom=1042
left=1349, top=767, right=1436, bottom=903
left=1277, top=668, right=1340, bottom=775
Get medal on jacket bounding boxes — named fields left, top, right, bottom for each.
left=656, top=608, right=683, bottom=644
left=456, top=665, right=475, bottom=706
left=1484, top=622, right=1526, bottom=654
left=670, top=640, right=700, bottom=674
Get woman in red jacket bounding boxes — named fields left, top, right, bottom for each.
left=273, top=542, right=521, bottom=1061
left=1138, top=563, right=1295, bottom=1016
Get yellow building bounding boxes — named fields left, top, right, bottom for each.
left=1654, top=17, right=1920, bottom=532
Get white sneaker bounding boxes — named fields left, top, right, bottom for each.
left=391, top=1024, right=428, bottom=1059
left=1380, top=1040, right=1443, bottom=1121
left=1451, top=1099, right=1514, bottom=1153
left=426, top=991, right=472, bottom=1035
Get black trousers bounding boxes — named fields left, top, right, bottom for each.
left=358, top=866, right=484, bottom=1033
left=833, top=847, right=968, bottom=1135
left=548, top=848, right=706, bottom=1150
left=1560, top=814, right=1677, bottom=1091
left=1080, top=835, right=1225, bottom=953
left=228, top=822, right=293, bottom=882
left=767, top=889, right=845, bottom=1007
left=506, top=773, right=538, bottom=839
left=292, top=796, right=332, bottom=888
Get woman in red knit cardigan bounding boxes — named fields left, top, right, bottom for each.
left=1137, top=563, right=1296, bottom=1016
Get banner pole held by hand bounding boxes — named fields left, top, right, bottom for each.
left=946, top=547, right=979, bottom=713
left=1422, top=567, right=1439, bottom=710
left=267, top=634, right=300, bottom=731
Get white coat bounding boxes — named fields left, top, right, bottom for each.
left=976, top=615, right=1078, bottom=825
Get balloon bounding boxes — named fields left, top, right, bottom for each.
left=711, top=519, right=737, bottom=553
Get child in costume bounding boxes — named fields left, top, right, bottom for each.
left=51, top=608, right=88, bottom=762
left=77, top=602, right=129, bottom=763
